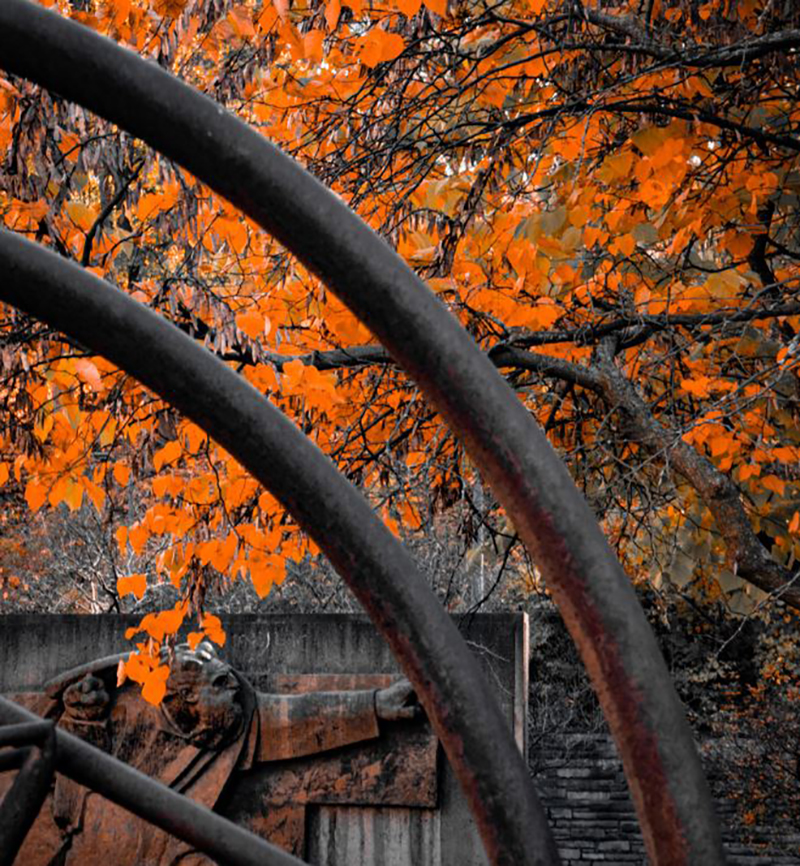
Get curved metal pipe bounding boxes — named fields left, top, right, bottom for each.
left=0, top=230, right=558, bottom=865
left=0, top=1, right=723, bottom=860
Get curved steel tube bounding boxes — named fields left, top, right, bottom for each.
left=0, top=230, right=558, bottom=865
left=0, top=1, right=723, bottom=861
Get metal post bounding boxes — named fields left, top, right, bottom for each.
left=0, top=720, right=56, bottom=865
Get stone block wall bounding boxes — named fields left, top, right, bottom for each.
left=534, top=734, right=800, bottom=865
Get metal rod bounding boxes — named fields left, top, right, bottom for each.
left=0, top=720, right=55, bottom=865
left=0, top=1, right=724, bottom=861
left=0, top=748, right=28, bottom=773
left=0, top=722, right=54, bottom=749
left=0, top=697, right=307, bottom=866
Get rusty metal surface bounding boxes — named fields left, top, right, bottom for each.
left=253, top=730, right=438, bottom=809
left=267, top=675, right=437, bottom=809
left=308, top=806, right=442, bottom=866
left=274, top=673, right=400, bottom=693
left=224, top=672, right=438, bottom=855
left=0, top=2, right=724, bottom=861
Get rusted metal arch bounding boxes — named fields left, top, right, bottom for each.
left=0, top=2, right=723, bottom=862
left=0, top=231, right=559, bottom=865
left=0, top=697, right=306, bottom=866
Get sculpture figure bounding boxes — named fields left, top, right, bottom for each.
left=2, top=641, right=433, bottom=865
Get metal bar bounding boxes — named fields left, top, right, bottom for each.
left=0, top=749, right=28, bottom=773
left=0, top=720, right=55, bottom=865
left=0, top=697, right=307, bottom=866
left=0, top=2, right=724, bottom=861
left=0, top=722, right=54, bottom=749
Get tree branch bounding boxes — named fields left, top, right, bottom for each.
left=180, top=298, right=800, bottom=376
left=509, top=300, right=800, bottom=349
left=81, top=160, right=143, bottom=267
left=487, top=344, right=601, bottom=390
left=591, top=341, right=800, bottom=612
left=581, top=8, right=800, bottom=70
left=505, top=100, right=800, bottom=153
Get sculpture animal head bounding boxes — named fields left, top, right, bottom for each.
left=160, top=641, right=245, bottom=749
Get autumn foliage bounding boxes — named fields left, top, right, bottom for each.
left=1, top=0, right=799, bottom=697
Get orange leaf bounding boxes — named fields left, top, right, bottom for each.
left=228, top=7, right=256, bottom=38
left=249, top=552, right=284, bottom=598
left=58, top=132, right=80, bottom=157
left=597, top=151, right=633, bottom=183
left=303, top=29, right=324, bottom=61
left=739, top=464, right=761, bottom=481
left=615, top=234, right=636, bottom=257
left=117, top=573, right=147, bottom=600
left=153, top=439, right=182, bottom=471
left=113, top=463, right=131, bottom=486
left=137, top=606, right=185, bottom=642
left=25, top=479, right=47, bottom=512
left=187, top=631, right=205, bottom=650
left=59, top=478, right=83, bottom=512
left=257, top=4, right=279, bottom=31
left=141, top=665, right=170, bottom=705
left=74, top=359, right=102, bottom=391
left=153, top=0, right=191, bottom=17
left=83, top=477, right=106, bottom=512
left=325, top=0, right=341, bottom=30
left=201, top=613, right=226, bottom=646
left=128, top=523, right=149, bottom=555
left=709, top=436, right=731, bottom=457
left=236, top=310, right=270, bottom=339
left=681, top=376, right=711, bottom=398
left=396, top=0, right=422, bottom=16
left=123, top=651, right=156, bottom=681
left=210, top=533, right=238, bottom=572
left=423, top=0, right=446, bottom=15
left=568, top=205, right=590, bottom=228
left=116, top=525, right=128, bottom=555
left=65, top=201, right=96, bottom=231
left=761, top=475, right=786, bottom=496
left=725, top=233, right=753, bottom=258
left=358, top=29, right=405, bottom=68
